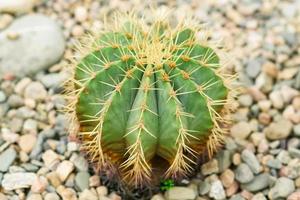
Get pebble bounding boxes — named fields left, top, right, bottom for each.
left=0, top=147, right=17, bottom=172
left=96, top=186, right=108, bottom=197
left=79, top=189, right=98, bottom=200
left=75, top=171, right=90, bottom=191
left=27, top=194, right=43, bottom=200
left=201, top=159, right=219, bottom=175
left=251, top=193, right=267, bottom=200
left=1, top=128, right=19, bottom=143
left=89, top=175, right=100, bottom=187
left=246, top=59, right=261, bottom=78
left=60, top=187, right=77, bottom=200
left=18, top=134, right=37, bottom=153
left=31, top=176, right=47, bottom=193
left=0, top=91, right=6, bottom=102
left=288, top=191, right=300, bottom=200
left=42, top=149, right=60, bottom=167
left=56, top=160, right=74, bottom=182
left=198, top=180, right=211, bottom=195
left=165, top=187, right=197, bottom=200
left=38, top=72, right=68, bottom=89
left=44, top=193, right=60, bottom=200
left=0, top=14, right=65, bottom=78
left=220, top=169, right=235, bottom=188
left=70, top=154, right=89, bottom=172
left=241, top=149, right=261, bottom=174
left=74, top=6, right=88, bottom=22
left=1, top=172, right=37, bottom=190
left=209, top=180, right=226, bottom=200
left=151, top=194, right=165, bottom=200
left=46, top=172, right=61, bottom=188
left=268, top=177, right=295, bottom=199
left=238, top=94, right=253, bottom=107
left=24, top=82, right=47, bottom=101
left=265, top=119, right=293, bottom=140
left=293, top=124, right=300, bottom=136
left=235, top=163, right=254, bottom=183
left=230, top=121, right=252, bottom=140
left=241, top=173, right=271, bottom=192
left=216, top=150, right=232, bottom=172
left=0, top=0, right=38, bottom=14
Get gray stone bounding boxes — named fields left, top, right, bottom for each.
left=266, top=159, right=282, bottom=169
left=21, top=163, right=39, bottom=172
left=0, top=147, right=17, bottom=172
left=0, top=14, right=65, bottom=78
left=235, top=163, right=254, bottom=183
left=165, top=187, right=196, bottom=200
left=230, top=121, right=252, bottom=140
left=293, top=124, right=300, bottom=136
left=7, top=94, right=23, bottom=108
left=268, top=177, right=295, bottom=199
left=198, top=180, right=211, bottom=195
left=288, top=147, right=300, bottom=159
left=1, top=172, right=37, bottom=190
left=209, top=180, right=226, bottom=200
left=229, top=194, right=245, bottom=200
left=241, top=173, right=271, bottom=192
left=216, top=150, right=232, bottom=172
left=241, top=149, right=261, bottom=174
left=75, top=171, right=90, bottom=192
left=38, top=72, right=68, bottom=89
left=246, top=59, right=261, bottom=78
left=70, top=154, right=89, bottom=172
left=0, top=91, right=6, bottom=102
left=251, top=193, right=267, bottom=200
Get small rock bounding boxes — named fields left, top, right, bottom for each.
left=44, top=193, right=60, bottom=200
left=251, top=193, right=267, bottom=200
left=38, top=72, right=68, bottom=89
left=293, top=124, right=300, bottom=136
left=238, top=94, right=253, bottom=107
left=75, top=171, right=90, bottom=191
left=151, top=194, right=165, bottom=200
left=18, top=134, right=37, bottom=153
left=14, top=77, right=31, bottom=95
left=265, top=119, right=293, bottom=140
left=27, top=194, right=43, bottom=200
left=198, top=180, right=211, bottom=195
left=60, top=188, right=77, bottom=200
left=1, top=128, right=19, bottom=143
left=56, top=160, right=74, bottom=182
left=235, top=163, right=254, bottom=183
left=0, top=91, right=6, bottom=103
left=220, top=169, right=235, bottom=188
left=268, top=177, right=295, bottom=199
left=280, top=86, right=299, bottom=103
left=70, top=154, right=89, bottom=171
left=46, top=172, right=61, bottom=188
left=226, top=181, right=239, bottom=197
left=1, top=172, right=37, bottom=190
left=230, top=121, right=252, bottom=140
left=89, top=175, right=100, bottom=187
left=79, top=189, right=97, bottom=200
left=31, top=176, right=47, bottom=193
left=0, top=14, right=65, bottom=78
left=216, top=150, right=232, bottom=172
left=0, top=147, right=17, bottom=172
left=246, top=59, right=261, bottom=78
left=165, top=187, right=197, bottom=200
left=42, top=149, right=60, bottom=167
left=96, top=186, right=108, bottom=197
left=0, top=193, right=7, bottom=200
left=241, top=173, right=271, bottom=192
left=0, top=0, right=38, bottom=14
left=74, top=6, right=88, bottom=22
left=201, top=159, right=219, bottom=175
left=269, top=90, right=284, bottom=109
left=241, top=149, right=261, bottom=174
left=24, top=82, right=47, bottom=101
left=266, top=159, right=282, bottom=169
left=209, top=180, right=226, bottom=200
left=288, top=191, right=300, bottom=200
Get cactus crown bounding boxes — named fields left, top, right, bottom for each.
left=65, top=11, right=235, bottom=187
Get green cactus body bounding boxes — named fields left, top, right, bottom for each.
left=66, top=12, right=234, bottom=186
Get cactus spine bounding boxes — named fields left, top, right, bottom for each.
left=65, top=11, right=235, bottom=187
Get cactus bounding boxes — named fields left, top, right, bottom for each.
left=65, top=11, right=235, bottom=187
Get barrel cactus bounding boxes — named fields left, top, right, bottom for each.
left=65, top=11, right=235, bottom=187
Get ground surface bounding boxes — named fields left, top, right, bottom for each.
left=0, top=0, right=300, bottom=200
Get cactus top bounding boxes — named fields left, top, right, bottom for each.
left=66, top=12, right=234, bottom=186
